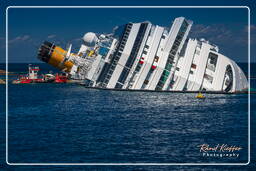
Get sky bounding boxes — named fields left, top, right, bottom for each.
left=0, top=0, right=255, bottom=63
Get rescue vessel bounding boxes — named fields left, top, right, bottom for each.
left=13, top=64, right=68, bottom=84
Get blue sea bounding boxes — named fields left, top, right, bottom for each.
left=0, top=63, right=255, bottom=170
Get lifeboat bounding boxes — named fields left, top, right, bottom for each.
left=139, top=57, right=145, bottom=64
left=196, top=92, right=205, bottom=99
left=151, top=62, right=157, bottom=69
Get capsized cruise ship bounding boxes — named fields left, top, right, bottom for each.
left=38, top=17, right=248, bottom=92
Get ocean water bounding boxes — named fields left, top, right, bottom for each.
left=0, top=63, right=255, bottom=170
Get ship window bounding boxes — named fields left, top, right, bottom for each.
left=180, top=21, right=188, bottom=33
left=154, top=56, right=159, bottom=62
left=135, top=64, right=142, bottom=72
left=113, top=58, right=118, bottom=63
left=204, top=73, right=213, bottom=83
left=115, top=83, right=123, bottom=89
left=110, top=65, right=115, bottom=70
left=117, top=52, right=122, bottom=56
left=176, top=35, right=182, bottom=41
left=109, top=68, right=114, bottom=74
left=208, top=52, right=218, bottom=65
left=145, top=45, right=149, bottom=49
left=106, top=75, right=111, bottom=79
left=144, top=80, right=149, bottom=85
left=172, top=44, right=178, bottom=50
left=118, top=68, right=130, bottom=84
left=191, top=63, right=197, bottom=69
left=114, top=56, right=119, bottom=61
left=174, top=40, right=181, bottom=46
left=223, top=65, right=233, bottom=92
left=158, top=82, right=164, bottom=87
left=170, top=79, right=175, bottom=86
left=170, top=50, right=176, bottom=55
left=135, top=67, right=140, bottom=72
left=143, top=50, right=147, bottom=55
left=207, top=52, right=218, bottom=72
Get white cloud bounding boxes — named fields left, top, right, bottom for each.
left=8, top=35, right=31, bottom=44
left=21, top=35, right=30, bottom=41
left=190, top=24, right=248, bottom=45
left=47, top=34, right=56, bottom=39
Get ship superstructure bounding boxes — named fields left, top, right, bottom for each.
left=38, top=17, right=248, bottom=92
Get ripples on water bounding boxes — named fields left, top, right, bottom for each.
left=3, top=83, right=248, bottom=165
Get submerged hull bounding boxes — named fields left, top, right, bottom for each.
left=38, top=17, right=248, bottom=93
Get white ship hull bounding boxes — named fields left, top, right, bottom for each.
left=38, top=17, right=248, bottom=93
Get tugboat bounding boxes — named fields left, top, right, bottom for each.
left=12, top=64, right=68, bottom=84
left=12, top=64, right=44, bottom=84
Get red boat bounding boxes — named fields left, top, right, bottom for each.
left=54, top=73, right=67, bottom=83
left=13, top=65, right=44, bottom=84
left=13, top=64, right=68, bottom=84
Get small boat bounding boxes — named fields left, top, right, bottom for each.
left=12, top=65, right=44, bottom=84
left=54, top=73, right=67, bottom=83
left=196, top=92, right=205, bottom=99
left=12, top=64, right=68, bottom=84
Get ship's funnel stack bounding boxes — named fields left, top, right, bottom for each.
left=38, top=41, right=74, bottom=73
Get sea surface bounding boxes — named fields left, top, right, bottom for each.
left=0, top=63, right=255, bottom=170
